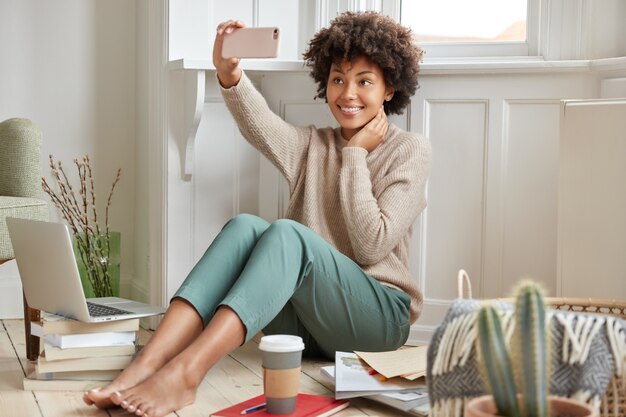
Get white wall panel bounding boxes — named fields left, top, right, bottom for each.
left=558, top=100, right=626, bottom=300
left=167, top=75, right=261, bottom=300
left=167, top=70, right=194, bottom=301
left=501, top=100, right=561, bottom=296
left=192, top=101, right=259, bottom=262
left=421, top=100, right=488, bottom=300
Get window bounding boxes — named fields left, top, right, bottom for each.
left=399, top=0, right=538, bottom=58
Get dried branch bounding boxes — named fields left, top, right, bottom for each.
left=105, top=168, right=121, bottom=235
left=41, top=154, right=122, bottom=297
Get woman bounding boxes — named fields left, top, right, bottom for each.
left=84, top=11, right=431, bottom=417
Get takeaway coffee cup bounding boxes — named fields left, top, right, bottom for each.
left=259, top=335, right=305, bottom=414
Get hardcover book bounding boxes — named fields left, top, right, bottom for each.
left=23, top=372, right=108, bottom=392
left=210, top=393, right=348, bottom=417
left=43, top=341, right=136, bottom=361
left=43, top=330, right=136, bottom=349
left=34, top=369, right=121, bottom=381
left=36, top=352, right=133, bottom=373
left=32, top=313, right=139, bottom=335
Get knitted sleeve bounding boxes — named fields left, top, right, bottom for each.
left=219, top=72, right=312, bottom=187
left=339, top=134, right=432, bottom=265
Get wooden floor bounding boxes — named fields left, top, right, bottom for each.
left=1, top=319, right=402, bottom=417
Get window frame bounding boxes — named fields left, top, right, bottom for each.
left=382, top=0, right=542, bottom=59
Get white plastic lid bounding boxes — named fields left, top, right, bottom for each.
left=259, top=335, right=305, bottom=353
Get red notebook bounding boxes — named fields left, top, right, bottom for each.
left=210, top=393, right=349, bottom=417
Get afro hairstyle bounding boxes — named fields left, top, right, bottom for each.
left=302, top=11, right=423, bottom=115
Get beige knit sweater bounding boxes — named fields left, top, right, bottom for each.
left=220, top=73, right=432, bottom=324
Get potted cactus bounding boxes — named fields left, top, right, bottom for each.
left=465, top=281, right=595, bottom=417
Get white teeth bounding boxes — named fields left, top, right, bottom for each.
left=340, top=106, right=362, bottom=113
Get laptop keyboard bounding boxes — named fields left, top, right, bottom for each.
left=87, top=301, right=134, bottom=317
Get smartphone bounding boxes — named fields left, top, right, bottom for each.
left=222, top=27, right=280, bottom=59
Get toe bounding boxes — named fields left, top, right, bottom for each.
left=111, top=390, right=124, bottom=406
left=83, top=387, right=100, bottom=404
left=82, top=393, right=94, bottom=405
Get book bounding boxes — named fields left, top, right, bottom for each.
left=23, top=372, right=108, bottom=391
left=42, top=339, right=136, bottom=358
left=43, top=330, right=136, bottom=349
left=43, top=341, right=136, bottom=360
left=333, top=351, right=426, bottom=399
left=36, top=352, right=133, bottom=373
left=210, top=393, right=349, bottom=417
left=320, top=366, right=429, bottom=413
left=34, top=368, right=121, bottom=381
left=31, top=312, right=139, bottom=335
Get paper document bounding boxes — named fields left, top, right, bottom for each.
left=354, top=345, right=428, bottom=379
left=320, top=365, right=429, bottom=412
left=333, top=351, right=425, bottom=399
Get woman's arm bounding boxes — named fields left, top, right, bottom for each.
left=339, top=135, right=432, bottom=265
left=213, top=20, right=311, bottom=187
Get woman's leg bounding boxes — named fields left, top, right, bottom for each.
left=110, top=305, right=245, bottom=417
left=259, top=221, right=412, bottom=358
left=84, top=214, right=269, bottom=408
left=110, top=218, right=410, bottom=417
left=84, top=298, right=203, bottom=407
left=173, top=214, right=271, bottom=327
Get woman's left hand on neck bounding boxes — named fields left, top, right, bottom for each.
left=346, top=106, right=389, bottom=153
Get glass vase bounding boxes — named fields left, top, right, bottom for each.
left=72, top=231, right=121, bottom=298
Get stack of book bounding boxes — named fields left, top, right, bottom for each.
left=24, top=313, right=139, bottom=391
left=320, top=348, right=430, bottom=417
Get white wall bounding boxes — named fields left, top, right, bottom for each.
left=0, top=0, right=139, bottom=316
left=166, top=0, right=626, bottom=345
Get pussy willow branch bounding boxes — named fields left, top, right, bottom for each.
left=41, top=154, right=121, bottom=297
left=42, top=177, right=107, bottom=294
left=106, top=168, right=121, bottom=235
left=50, top=158, right=83, bottom=227
left=55, top=158, right=83, bottom=225
left=41, top=178, right=80, bottom=234
left=75, top=159, right=89, bottom=230
left=84, top=155, right=101, bottom=236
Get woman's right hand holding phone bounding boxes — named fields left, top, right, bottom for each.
left=213, top=20, right=245, bottom=88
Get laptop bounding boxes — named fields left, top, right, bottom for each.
left=7, top=217, right=166, bottom=322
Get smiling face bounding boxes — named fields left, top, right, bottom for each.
left=326, top=55, right=394, bottom=140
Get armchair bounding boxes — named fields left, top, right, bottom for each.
left=0, top=118, right=49, bottom=360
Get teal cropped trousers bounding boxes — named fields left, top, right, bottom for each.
left=173, top=213, right=411, bottom=358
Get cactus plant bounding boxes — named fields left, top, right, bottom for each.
left=476, top=281, right=549, bottom=417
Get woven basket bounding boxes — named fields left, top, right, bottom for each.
left=545, top=297, right=626, bottom=417
left=457, top=270, right=626, bottom=417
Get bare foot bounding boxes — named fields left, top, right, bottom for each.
left=82, top=354, right=161, bottom=409
left=110, top=359, right=197, bottom=417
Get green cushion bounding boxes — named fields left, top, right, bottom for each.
left=0, top=118, right=42, bottom=198
left=0, top=197, right=49, bottom=259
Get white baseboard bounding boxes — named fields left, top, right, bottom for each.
left=125, top=275, right=160, bottom=330
left=406, top=324, right=438, bottom=346
left=0, top=260, right=24, bottom=319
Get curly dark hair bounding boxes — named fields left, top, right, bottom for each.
left=303, top=11, right=423, bottom=115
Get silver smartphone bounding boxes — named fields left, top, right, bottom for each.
left=222, top=27, right=280, bottom=59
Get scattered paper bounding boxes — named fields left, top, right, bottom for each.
left=354, top=345, right=428, bottom=379
left=333, top=351, right=424, bottom=399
